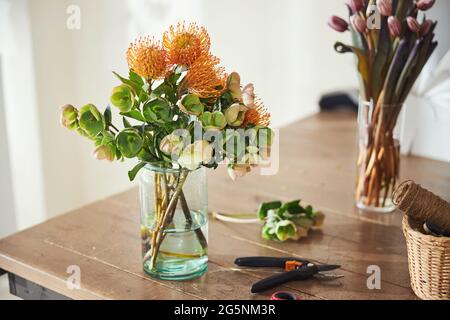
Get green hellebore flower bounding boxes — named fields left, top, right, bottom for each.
left=110, top=84, right=135, bottom=113
left=116, top=128, right=144, bottom=158
left=142, top=98, right=171, bottom=123
left=178, top=94, right=204, bottom=116
left=200, top=111, right=226, bottom=131
left=225, top=103, right=247, bottom=127
left=178, top=140, right=213, bottom=171
left=60, top=104, right=79, bottom=130
left=275, top=220, right=297, bottom=242
left=93, top=144, right=115, bottom=162
left=261, top=225, right=276, bottom=240
left=78, top=104, right=105, bottom=138
left=159, top=133, right=184, bottom=157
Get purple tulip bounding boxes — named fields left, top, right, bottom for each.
left=416, top=0, right=435, bottom=11
left=407, top=17, right=421, bottom=33
left=388, top=16, right=402, bottom=38
left=346, top=0, right=365, bottom=13
left=420, top=19, right=433, bottom=36
left=377, top=0, right=393, bottom=16
left=351, top=15, right=367, bottom=33
left=328, top=16, right=349, bottom=33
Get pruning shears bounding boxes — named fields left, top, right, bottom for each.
left=234, top=256, right=343, bottom=293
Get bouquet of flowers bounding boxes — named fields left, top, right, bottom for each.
left=328, top=0, right=438, bottom=210
left=60, top=22, right=273, bottom=274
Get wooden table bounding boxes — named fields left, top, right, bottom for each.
left=1, top=113, right=449, bottom=300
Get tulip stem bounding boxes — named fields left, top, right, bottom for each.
left=147, top=170, right=189, bottom=270
left=180, top=190, right=208, bottom=253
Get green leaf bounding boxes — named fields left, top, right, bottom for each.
left=138, top=90, right=149, bottom=105
left=153, top=82, right=173, bottom=96
left=122, top=116, right=132, bottom=128
left=112, top=71, right=142, bottom=94
left=128, top=161, right=147, bottom=181
left=104, top=106, right=112, bottom=126
left=279, top=200, right=304, bottom=216
left=120, top=110, right=145, bottom=122
left=257, top=201, right=282, bottom=220
left=129, top=69, right=144, bottom=86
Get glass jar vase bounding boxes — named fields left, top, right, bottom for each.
left=139, top=164, right=208, bottom=280
left=355, top=99, right=403, bottom=213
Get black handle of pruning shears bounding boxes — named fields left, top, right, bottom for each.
left=251, top=265, right=318, bottom=293
left=234, top=256, right=308, bottom=268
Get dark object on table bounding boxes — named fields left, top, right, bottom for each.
left=234, top=256, right=343, bottom=293
left=424, top=221, right=450, bottom=238
left=319, top=91, right=358, bottom=113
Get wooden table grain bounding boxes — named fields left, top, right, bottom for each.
left=1, top=113, right=449, bottom=300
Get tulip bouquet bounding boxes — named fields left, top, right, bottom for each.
left=329, top=0, right=438, bottom=210
left=61, top=23, right=273, bottom=273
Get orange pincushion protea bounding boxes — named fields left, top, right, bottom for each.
left=163, top=22, right=211, bottom=66
left=126, top=36, right=169, bottom=80
left=244, top=100, right=271, bottom=127
left=184, top=54, right=225, bottom=99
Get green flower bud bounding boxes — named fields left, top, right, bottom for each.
left=200, top=111, right=226, bottom=131
left=93, top=144, right=115, bottom=162
left=178, top=94, right=204, bottom=116
left=60, top=104, right=79, bottom=130
left=79, top=104, right=105, bottom=138
left=110, top=84, right=135, bottom=113
left=116, top=128, right=143, bottom=158
left=159, top=133, right=184, bottom=157
left=225, top=103, right=247, bottom=127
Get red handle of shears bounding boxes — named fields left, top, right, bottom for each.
left=270, top=291, right=301, bottom=300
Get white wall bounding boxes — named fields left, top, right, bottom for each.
left=1, top=0, right=448, bottom=233
left=0, top=0, right=46, bottom=233
left=23, top=0, right=357, bottom=222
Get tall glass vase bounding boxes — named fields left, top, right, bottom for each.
left=139, top=165, right=208, bottom=280
left=355, top=99, right=403, bottom=213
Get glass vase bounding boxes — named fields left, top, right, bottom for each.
left=139, top=164, right=208, bottom=280
left=355, top=99, right=403, bottom=213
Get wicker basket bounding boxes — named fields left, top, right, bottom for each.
left=402, top=216, right=450, bottom=300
